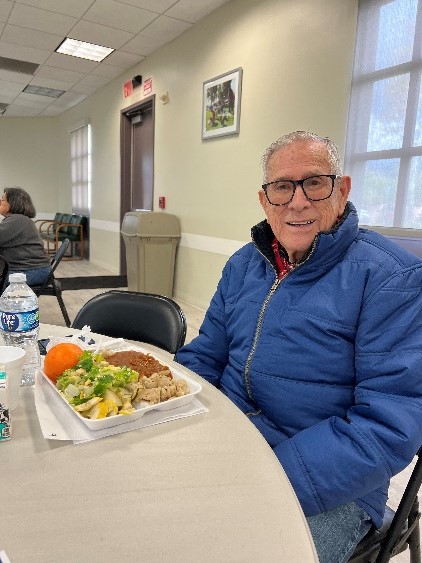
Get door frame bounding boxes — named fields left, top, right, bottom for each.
left=120, top=94, right=155, bottom=274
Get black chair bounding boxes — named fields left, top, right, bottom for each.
left=349, top=447, right=422, bottom=562
left=0, top=254, right=9, bottom=294
left=31, top=239, right=71, bottom=328
left=71, top=289, right=187, bottom=355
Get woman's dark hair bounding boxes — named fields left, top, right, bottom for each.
left=4, top=187, right=36, bottom=218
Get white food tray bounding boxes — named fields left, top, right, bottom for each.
left=40, top=353, right=202, bottom=431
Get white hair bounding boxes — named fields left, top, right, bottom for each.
left=261, top=131, right=343, bottom=181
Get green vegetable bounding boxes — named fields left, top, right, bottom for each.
left=55, top=350, right=139, bottom=408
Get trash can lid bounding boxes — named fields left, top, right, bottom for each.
left=121, top=211, right=181, bottom=237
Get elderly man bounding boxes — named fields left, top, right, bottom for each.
left=175, top=131, right=422, bottom=562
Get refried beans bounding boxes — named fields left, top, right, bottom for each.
left=105, top=350, right=172, bottom=378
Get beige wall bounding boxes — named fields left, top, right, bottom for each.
left=0, top=0, right=358, bottom=309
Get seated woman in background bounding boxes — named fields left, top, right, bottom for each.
left=0, top=187, right=51, bottom=286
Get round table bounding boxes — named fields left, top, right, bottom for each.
left=2, top=324, right=318, bottom=562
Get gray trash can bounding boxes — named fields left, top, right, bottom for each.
left=121, top=211, right=181, bottom=296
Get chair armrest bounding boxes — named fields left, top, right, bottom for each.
left=45, top=221, right=68, bottom=236
left=35, top=219, right=58, bottom=234
left=54, top=223, right=83, bottom=242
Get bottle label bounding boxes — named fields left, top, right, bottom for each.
left=0, top=368, right=11, bottom=441
left=0, top=309, right=39, bottom=332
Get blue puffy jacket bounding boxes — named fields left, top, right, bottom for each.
left=176, top=203, right=422, bottom=527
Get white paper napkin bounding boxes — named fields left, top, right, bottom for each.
left=34, top=370, right=208, bottom=445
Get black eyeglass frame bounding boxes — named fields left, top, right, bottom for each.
left=262, top=174, right=340, bottom=206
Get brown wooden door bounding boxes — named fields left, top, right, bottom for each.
left=120, top=95, right=155, bottom=273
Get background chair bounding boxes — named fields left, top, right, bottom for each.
left=71, top=289, right=187, bottom=355
left=32, top=239, right=71, bottom=328
left=349, top=447, right=422, bottom=562
left=0, top=254, right=9, bottom=294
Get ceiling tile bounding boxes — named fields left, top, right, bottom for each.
left=29, top=75, right=75, bottom=90
left=166, top=0, right=228, bottom=24
left=69, top=19, right=134, bottom=50
left=83, top=0, right=157, bottom=34
left=0, top=92, right=18, bottom=103
left=0, top=40, right=51, bottom=64
left=75, top=73, right=109, bottom=87
left=45, top=52, right=99, bottom=73
left=13, top=92, right=53, bottom=108
left=0, top=67, right=34, bottom=84
left=141, top=15, right=191, bottom=42
left=122, top=33, right=167, bottom=56
left=103, top=49, right=140, bottom=68
left=56, top=91, right=87, bottom=104
left=92, top=63, right=125, bottom=78
left=15, top=0, right=97, bottom=19
left=2, top=24, right=63, bottom=51
left=0, top=1, right=13, bottom=23
left=115, top=0, right=176, bottom=12
left=4, top=103, right=45, bottom=116
left=35, top=64, right=87, bottom=83
left=39, top=104, right=66, bottom=116
left=68, top=82, right=97, bottom=95
left=9, top=3, right=78, bottom=35
left=0, top=78, right=24, bottom=96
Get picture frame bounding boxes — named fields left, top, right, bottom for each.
left=201, top=67, right=243, bottom=140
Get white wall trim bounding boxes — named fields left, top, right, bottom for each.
left=180, top=233, right=247, bottom=257
left=90, top=218, right=121, bottom=232
left=89, top=220, right=247, bottom=257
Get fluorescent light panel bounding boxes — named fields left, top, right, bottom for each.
left=24, top=85, right=65, bottom=98
left=56, top=38, right=114, bottom=62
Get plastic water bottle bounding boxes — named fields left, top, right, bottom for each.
left=0, top=273, right=40, bottom=386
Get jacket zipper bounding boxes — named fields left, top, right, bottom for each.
left=244, top=238, right=318, bottom=416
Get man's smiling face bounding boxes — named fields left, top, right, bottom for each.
left=258, top=139, right=351, bottom=263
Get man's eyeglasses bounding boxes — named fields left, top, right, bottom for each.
left=262, top=174, right=339, bottom=206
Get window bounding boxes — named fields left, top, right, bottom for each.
left=70, top=122, right=91, bottom=216
left=345, top=0, right=422, bottom=230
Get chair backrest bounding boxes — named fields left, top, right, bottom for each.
left=33, top=239, right=70, bottom=293
left=55, top=213, right=72, bottom=234
left=50, top=238, right=70, bottom=275
left=68, top=214, right=86, bottom=237
left=350, top=446, right=422, bottom=562
left=53, top=212, right=64, bottom=223
left=71, top=290, right=187, bottom=354
left=0, top=254, right=9, bottom=294
left=376, top=446, right=422, bottom=562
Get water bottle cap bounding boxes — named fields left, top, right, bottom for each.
left=9, top=273, right=27, bottom=283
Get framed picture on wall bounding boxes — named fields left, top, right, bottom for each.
left=201, top=67, right=243, bottom=140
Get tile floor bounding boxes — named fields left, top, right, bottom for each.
left=40, top=258, right=420, bottom=561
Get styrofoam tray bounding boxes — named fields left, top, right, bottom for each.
left=40, top=352, right=202, bottom=431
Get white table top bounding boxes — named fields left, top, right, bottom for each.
left=2, top=324, right=318, bottom=563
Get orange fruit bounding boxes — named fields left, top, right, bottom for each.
left=43, top=343, right=83, bottom=382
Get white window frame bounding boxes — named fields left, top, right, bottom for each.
left=345, top=0, right=422, bottom=239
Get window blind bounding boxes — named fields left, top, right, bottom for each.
left=70, top=123, right=91, bottom=216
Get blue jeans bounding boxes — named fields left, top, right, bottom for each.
left=9, top=267, right=51, bottom=287
left=307, top=502, right=372, bottom=563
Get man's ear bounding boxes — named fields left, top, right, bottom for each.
left=338, top=176, right=351, bottom=210
left=258, top=190, right=267, bottom=211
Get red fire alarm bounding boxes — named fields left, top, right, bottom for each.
left=159, top=196, right=166, bottom=209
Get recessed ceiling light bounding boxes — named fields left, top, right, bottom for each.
left=23, top=85, right=65, bottom=98
left=55, top=38, right=114, bottom=62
